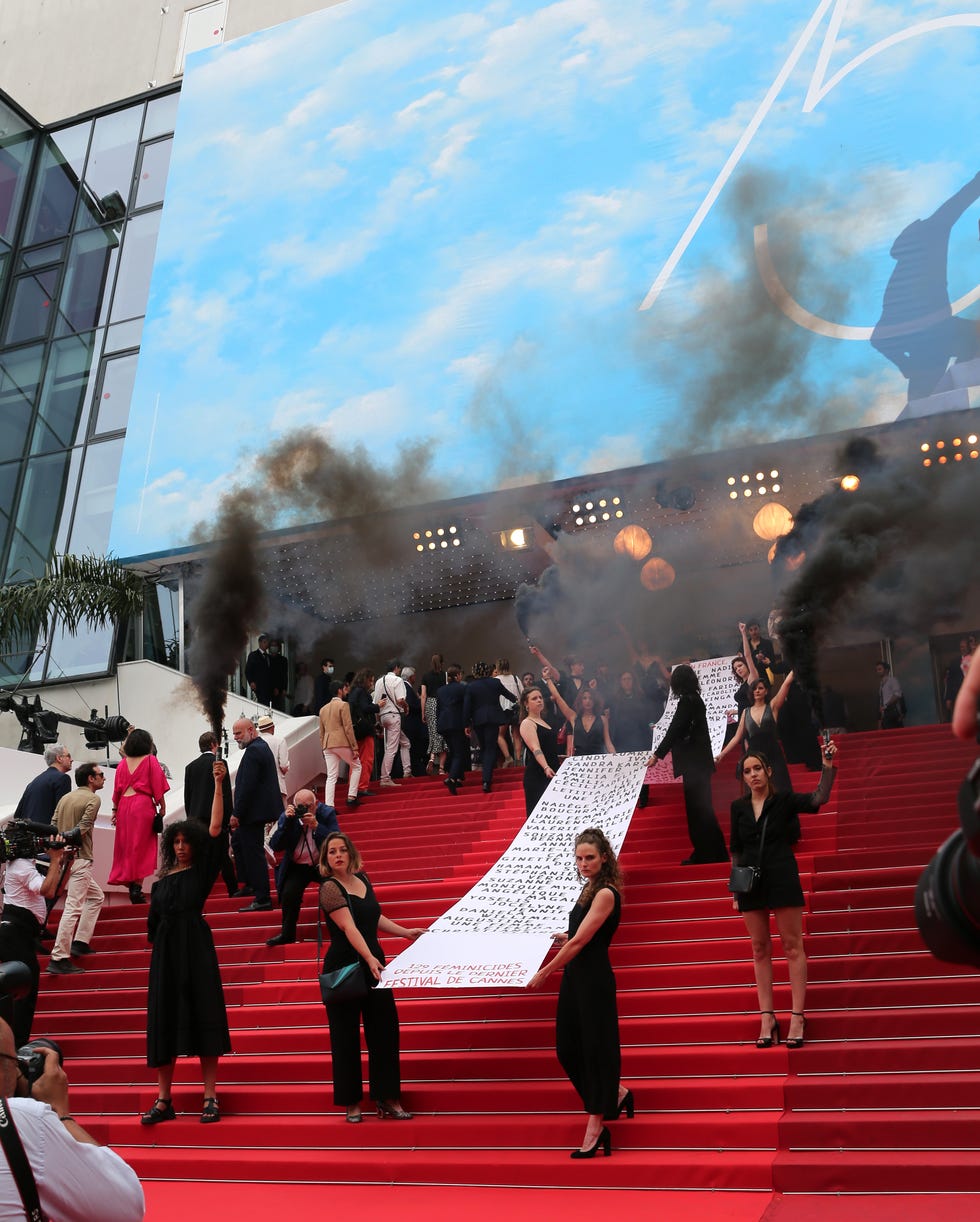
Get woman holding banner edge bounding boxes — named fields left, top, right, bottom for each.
left=528, top=828, right=633, bottom=1158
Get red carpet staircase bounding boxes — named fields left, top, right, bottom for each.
left=33, top=726, right=980, bottom=1194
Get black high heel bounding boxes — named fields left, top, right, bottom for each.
left=376, top=1101, right=413, bottom=1119
left=570, top=1126, right=611, bottom=1159
left=756, top=1010, right=781, bottom=1049
left=785, top=1011, right=807, bottom=1049
left=615, top=1089, right=635, bottom=1119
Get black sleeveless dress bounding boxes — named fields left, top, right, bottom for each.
left=572, top=716, right=605, bottom=755
left=522, top=721, right=559, bottom=815
left=556, top=886, right=621, bottom=1116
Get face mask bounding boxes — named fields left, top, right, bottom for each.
left=326, top=666, right=334, bottom=675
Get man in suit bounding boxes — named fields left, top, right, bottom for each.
left=436, top=665, right=467, bottom=794
left=463, top=662, right=518, bottom=793
left=265, top=789, right=339, bottom=946
left=183, top=731, right=237, bottom=897
left=245, top=634, right=273, bottom=706
left=230, top=718, right=283, bottom=911
left=14, top=743, right=72, bottom=824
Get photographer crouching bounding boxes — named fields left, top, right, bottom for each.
left=0, top=822, right=75, bottom=1047
left=0, top=983, right=144, bottom=1220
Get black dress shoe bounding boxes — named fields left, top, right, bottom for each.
left=266, top=933, right=294, bottom=947
left=446, top=778, right=458, bottom=795
left=240, top=900, right=273, bottom=912
left=232, top=886, right=254, bottom=899
left=70, top=941, right=94, bottom=956
left=482, top=782, right=492, bottom=793
left=346, top=796, right=360, bottom=808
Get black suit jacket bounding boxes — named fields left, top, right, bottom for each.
left=436, top=681, right=466, bottom=734
left=183, top=752, right=233, bottom=830
left=233, top=737, right=283, bottom=825
left=463, top=676, right=516, bottom=728
left=655, top=693, right=714, bottom=779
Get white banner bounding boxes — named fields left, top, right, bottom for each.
left=380, top=751, right=648, bottom=988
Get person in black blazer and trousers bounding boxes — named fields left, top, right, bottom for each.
left=435, top=665, right=467, bottom=794
left=649, top=664, right=729, bottom=865
left=463, top=661, right=518, bottom=792
left=183, top=731, right=236, bottom=896
left=266, top=790, right=339, bottom=946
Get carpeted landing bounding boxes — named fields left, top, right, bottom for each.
left=33, top=725, right=980, bottom=1213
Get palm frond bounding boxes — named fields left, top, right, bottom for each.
left=0, top=554, right=147, bottom=651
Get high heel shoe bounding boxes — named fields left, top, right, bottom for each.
left=614, top=1089, right=635, bottom=1119
left=570, top=1126, right=611, bottom=1159
left=785, top=1011, right=807, bottom=1049
left=376, top=1100, right=413, bottom=1119
left=756, top=1010, right=781, bottom=1049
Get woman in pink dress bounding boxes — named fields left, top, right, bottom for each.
left=109, top=727, right=169, bottom=903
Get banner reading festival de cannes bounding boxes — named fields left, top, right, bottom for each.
left=380, top=751, right=647, bottom=989
left=382, top=656, right=734, bottom=989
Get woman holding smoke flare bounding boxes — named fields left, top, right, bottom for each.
left=142, top=759, right=230, bottom=1125
left=528, top=828, right=633, bottom=1159
left=317, top=832, right=424, bottom=1123
left=730, top=743, right=837, bottom=1050
left=519, top=684, right=560, bottom=815
left=715, top=669, right=796, bottom=795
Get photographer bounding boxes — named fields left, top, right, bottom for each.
left=0, top=830, right=69, bottom=1046
left=265, top=790, right=339, bottom=948
left=0, top=1015, right=144, bottom=1220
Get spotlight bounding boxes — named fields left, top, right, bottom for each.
left=499, top=526, right=534, bottom=551
left=840, top=474, right=860, bottom=491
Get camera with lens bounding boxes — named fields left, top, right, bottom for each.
left=294, top=803, right=309, bottom=817
left=0, top=820, right=81, bottom=864
left=915, top=750, right=980, bottom=967
left=16, top=1038, right=63, bottom=1088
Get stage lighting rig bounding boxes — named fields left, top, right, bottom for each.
left=0, top=693, right=131, bottom=756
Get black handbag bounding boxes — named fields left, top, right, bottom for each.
left=728, top=811, right=768, bottom=894
left=319, top=961, right=369, bottom=1004
left=152, top=812, right=164, bottom=834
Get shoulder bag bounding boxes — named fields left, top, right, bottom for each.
left=316, top=879, right=371, bottom=1004
left=728, top=811, right=768, bottom=894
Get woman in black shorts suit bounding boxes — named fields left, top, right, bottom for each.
left=730, top=742, right=837, bottom=1050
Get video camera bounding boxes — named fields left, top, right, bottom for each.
left=0, top=820, right=82, bottom=865
left=915, top=741, right=980, bottom=967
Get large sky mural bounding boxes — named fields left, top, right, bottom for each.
left=111, top=0, right=980, bottom=557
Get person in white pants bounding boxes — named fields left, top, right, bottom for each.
left=320, top=680, right=363, bottom=808
left=48, top=763, right=106, bottom=974
left=372, top=662, right=411, bottom=787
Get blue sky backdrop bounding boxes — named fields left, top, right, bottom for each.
left=111, top=0, right=980, bottom=555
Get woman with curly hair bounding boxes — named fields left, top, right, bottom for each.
left=141, top=760, right=230, bottom=1126
left=528, top=829, right=633, bottom=1159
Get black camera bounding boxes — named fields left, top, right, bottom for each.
left=0, top=820, right=81, bottom=864
left=915, top=756, right=980, bottom=967
left=16, top=1038, right=63, bottom=1088
left=294, top=803, right=309, bottom=817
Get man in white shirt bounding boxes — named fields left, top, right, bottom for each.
left=372, top=660, right=411, bottom=787
left=256, top=715, right=290, bottom=799
left=0, top=1015, right=144, bottom=1221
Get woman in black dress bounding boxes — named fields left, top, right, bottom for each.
left=528, top=829, right=633, bottom=1158
left=518, top=686, right=559, bottom=815
left=141, top=759, right=230, bottom=1126
left=649, top=664, right=729, bottom=865
left=542, top=671, right=614, bottom=756
left=318, top=832, right=424, bottom=1123
left=716, top=672, right=794, bottom=794
left=731, top=743, right=838, bottom=1050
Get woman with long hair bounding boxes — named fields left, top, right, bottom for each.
left=109, top=727, right=169, bottom=903
left=142, top=760, right=230, bottom=1125
left=528, top=829, right=633, bottom=1158
left=730, top=744, right=837, bottom=1050
left=493, top=658, right=524, bottom=765
left=518, top=685, right=560, bottom=815
left=419, top=653, right=448, bottom=775
left=715, top=670, right=795, bottom=794
left=318, top=832, right=425, bottom=1122
left=724, top=624, right=761, bottom=747
left=541, top=671, right=615, bottom=756
left=648, top=665, right=728, bottom=865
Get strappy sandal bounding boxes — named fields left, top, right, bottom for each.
left=755, top=1010, right=781, bottom=1049
left=200, top=1096, right=221, bottom=1123
left=785, top=1012, right=807, bottom=1049
left=140, top=1098, right=175, bottom=1125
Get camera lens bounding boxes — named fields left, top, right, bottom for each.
left=915, top=829, right=980, bottom=968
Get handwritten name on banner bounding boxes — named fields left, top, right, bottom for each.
left=379, top=752, right=648, bottom=988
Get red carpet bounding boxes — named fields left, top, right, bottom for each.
left=34, top=726, right=979, bottom=1212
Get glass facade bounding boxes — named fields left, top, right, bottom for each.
left=0, top=86, right=179, bottom=683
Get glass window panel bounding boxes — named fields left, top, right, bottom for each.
left=22, top=136, right=83, bottom=246
left=143, top=93, right=180, bottom=142
left=3, top=268, right=59, bottom=345
left=0, top=460, right=18, bottom=553
left=109, top=209, right=161, bottom=323
left=46, top=121, right=91, bottom=182
left=134, top=138, right=172, bottom=209
left=143, top=579, right=180, bottom=668
left=4, top=450, right=72, bottom=582
left=84, top=108, right=141, bottom=217
left=45, top=614, right=115, bottom=681
left=0, top=344, right=43, bottom=463
left=53, top=445, right=84, bottom=554
left=30, top=334, right=95, bottom=455
left=67, top=437, right=124, bottom=556
left=0, top=118, right=36, bottom=246
left=104, top=317, right=143, bottom=353
left=94, top=352, right=138, bottom=435
left=0, top=252, right=6, bottom=300
left=21, top=242, right=64, bottom=269
left=55, top=225, right=120, bottom=336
